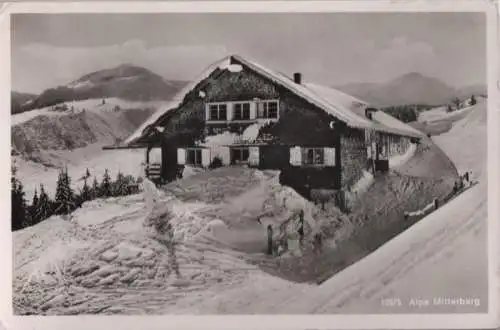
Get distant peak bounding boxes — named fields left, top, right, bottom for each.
left=117, top=63, right=138, bottom=69
left=401, top=72, right=425, bottom=78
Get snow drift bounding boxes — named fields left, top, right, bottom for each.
left=13, top=166, right=349, bottom=315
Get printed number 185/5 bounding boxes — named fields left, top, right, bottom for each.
left=381, top=298, right=402, bottom=307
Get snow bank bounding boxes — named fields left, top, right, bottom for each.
left=242, top=123, right=262, bottom=141
left=404, top=198, right=437, bottom=219
left=11, top=108, right=64, bottom=126
left=389, top=143, right=417, bottom=169
left=418, top=105, right=475, bottom=124
left=201, top=132, right=239, bottom=146
left=13, top=191, right=254, bottom=315
left=73, top=201, right=143, bottom=226
left=16, top=147, right=144, bottom=201
left=433, top=101, right=487, bottom=180
left=67, top=80, right=94, bottom=89
left=11, top=98, right=165, bottom=126
left=169, top=201, right=215, bottom=241
left=182, top=166, right=205, bottom=179
left=267, top=99, right=489, bottom=314
left=348, top=170, right=374, bottom=197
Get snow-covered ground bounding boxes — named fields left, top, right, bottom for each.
left=158, top=98, right=491, bottom=315
left=15, top=145, right=145, bottom=200
left=11, top=98, right=167, bottom=126
left=11, top=98, right=492, bottom=318
left=418, top=105, right=474, bottom=124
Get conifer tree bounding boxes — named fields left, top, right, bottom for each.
left=17, top=181, right=31, bottom=228
left=54, top=167, right=75, bottom=215
left=101, top=169, right=112, bottom=198
left=113, top=171, right=128, bottom=196
left=36, top=184, right=51, bottom=222
left=91, top=176, right=100, bottom=199
left=80, top=178, right=91, bottom=203
left=11, top=162, right=28, bottom=231
left=30, top=188, right=39, bottom=224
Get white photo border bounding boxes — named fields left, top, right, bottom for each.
left=0, top=1, right=498, bottom=329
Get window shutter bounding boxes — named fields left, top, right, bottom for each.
left=289, top=146, right=302, bottom=166
left=205, top=104, right=210, bottom=121
left=257, top=101, right=265, bottom=118
left=226, top=103, right=233, bottom=121
left=324, top=147, right=336, bottom=166
left=177, top=148, right=186, bottom=165
left=249, top=147, right=260, bottom=167
left=201, top=148, right=211, bottom=167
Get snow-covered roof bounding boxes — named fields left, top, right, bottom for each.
left=123, top=56, right=232, bottom=146
left=123, top=54, right=424, bottom=146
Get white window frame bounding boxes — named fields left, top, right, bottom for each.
left=186, top=148, right=203, bottom=166
left=208, top=103, right=228, bottom=121
left=303, top=147, right=325, bottom=166
left=233, top=102, right=251, bottom=120
left=257, top=100, right=279, bottom=119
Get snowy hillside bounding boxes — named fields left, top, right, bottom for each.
left=276, top=99, right=488, bottom=314
left=16, top=64, right=187, bottom=114
left=11, top=98, right=166, bottom=127
left=11, top=98, right=161, bottom=164
left=14, top=145, right=145, bottom=201
left=12, top=168, right=330, bottom=315
left=163, top=97, right=490, bottom=315
left=11, top=98, right=491, bottom=317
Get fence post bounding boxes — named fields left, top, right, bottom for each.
left=267, top=225, right=273, bottom=256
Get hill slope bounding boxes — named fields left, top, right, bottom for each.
left=337, top=73, right=482, bottom=107
left=17, top=64, right=187, bottom=113
left=11, top=91, right=38, bottom=114
left=11, top=98, right=161, bottom=157
left=266, top=100, right=488, bottom=314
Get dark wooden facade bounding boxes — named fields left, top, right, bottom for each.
left=138, top=57, right=416, bottom=195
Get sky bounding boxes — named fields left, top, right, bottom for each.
left=11, top=12, right=486, bottom=94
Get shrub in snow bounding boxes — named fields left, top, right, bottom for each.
left=470, top=95, right=477, bottom=106
left=209, top=156, right=223, bottom=169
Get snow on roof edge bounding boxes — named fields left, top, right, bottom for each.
left=123, top=56, right=232, bottom=146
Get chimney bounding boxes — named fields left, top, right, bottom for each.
left=365, top=108, right=377, bottom=120
left=293, top=73, right=302, bottom=84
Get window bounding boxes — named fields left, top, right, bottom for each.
left=186, top=148, right=202, bottom=166
left=257, top=100, right=279, bottom=119
left=209, top=104, right=227, bottom=121
left=303, top=148, right=324, bottom=165
left=234, top=103, right=251, bottom=120
left=231, top=147, right=250, bottom=164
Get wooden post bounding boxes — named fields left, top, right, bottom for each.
left=267, top=225, right=273, bottom=256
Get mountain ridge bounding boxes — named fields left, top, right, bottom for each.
left=13, top=64, right=188, bottom=114
left=335, top=73, right=486, bottom=107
